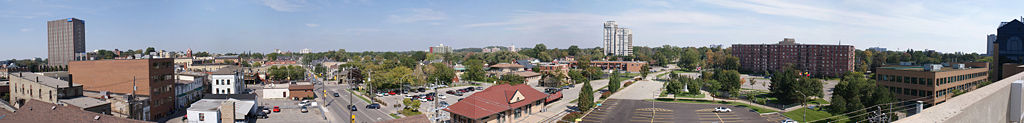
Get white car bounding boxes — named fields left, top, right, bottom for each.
left=780, top=119, right=798, bottom=123
left=713, top=107, right=732, bottom=113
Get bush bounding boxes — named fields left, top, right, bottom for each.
left=558, top=112, right=585, bottom=123
left=600, top=91, right=611, bottom=99
left=624, top=81, right=634, bottom=87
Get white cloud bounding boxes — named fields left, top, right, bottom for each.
left=387, top=8, right=447, bottom=23
left=462, top=10, right=731, bottom=32
left=19, top=28, right=30, bottom=32
left=305, top=23, right=320, bottom=27
left=262, top=0, right=307, bottom=12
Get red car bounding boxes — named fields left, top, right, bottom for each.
left=273, top=106, right=281, bottom=112
left=388, top=91, right=396, bottom=95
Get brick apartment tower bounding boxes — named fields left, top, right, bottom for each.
left=731, top=38, right=855, bottom=77
left=47, top=18, right=85, bottom=66
left=69, top=58, right=175, bottom=120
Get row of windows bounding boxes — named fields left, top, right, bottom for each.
left=215, top=79, right=233, bottom=85
left=886, top=86, right=932, bottom=97
left=878, top=74, right=934, bottom=86
left=936, top=72, right=987, bottom=86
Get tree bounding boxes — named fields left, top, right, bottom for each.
left=567, top=45, right=580, bottom=56
left=464, top=59, right=486, bottom=81
left=145, top=47, right=156, bottom=55
left=569, top=70, right=586, bottom=84
left=534, top=44, right=548, bottom=53
left=578, top=80, right=595, bottom=111
left=497, top=74, right=525, bottom=85
left=427, top=63, right=456, bottom=85
left=609, top=71, right=622, bottom=93
left=714, top=70, right=742, bottom=97
left=640, top=65, right=651, bottom=79
left=770, top=68, right=824, bottom=105
left=828, top=72, right=896, bottom=115
left=678, top=48, right=701, bottom=71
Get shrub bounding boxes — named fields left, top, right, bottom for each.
left=624, top=81, right=634, bottom=87
left=600, top=91, right=611, bottom=99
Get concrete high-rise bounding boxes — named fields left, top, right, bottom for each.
left=47, top=18, right=86, bottom=66
left=989, top=34, right=997, bottom=56
left=603, top=21, right=632, bottom=56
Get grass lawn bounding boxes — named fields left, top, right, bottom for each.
left=399, top=108, right=423, bottom=116
left=389, top=113, right=401, bottom=119
left=675, top=93, right=705, bottom=98
left=348, top=90, right=373, bottom=104
left=782, top=108, right=849, bottom=123
left=651, top=98, right=778, bottom=113
left=656, top=72, right=670, bottom=79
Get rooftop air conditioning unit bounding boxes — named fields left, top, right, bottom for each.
left=900, top=62, right=914, bottom=66
left=923, top=64, right=942, bottom=72
left=953, top=64, right=966, bottom=69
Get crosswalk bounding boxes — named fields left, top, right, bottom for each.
left=694, top=109, right=744, bottom=123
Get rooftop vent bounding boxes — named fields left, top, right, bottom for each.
left=953, top=64, right=966, bottom=69
left=923, top=64, right=942, bottom=72
left=94, top=116, right=100, bottom=120
left=50, top=106, right=55, bottom=110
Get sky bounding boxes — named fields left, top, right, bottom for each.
left=1, top=0, right=1022, bottom=60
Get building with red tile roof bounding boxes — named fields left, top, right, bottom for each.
left=443, top=84, right=549, bottom=123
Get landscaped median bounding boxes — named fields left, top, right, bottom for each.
left=650, top=98, right=779, bottom=114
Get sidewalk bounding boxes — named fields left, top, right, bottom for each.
left=659, top=90, right=783, bottom=112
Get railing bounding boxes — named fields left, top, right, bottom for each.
left=896, top=71, right=1024, bottom=123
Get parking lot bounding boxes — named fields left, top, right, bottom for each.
left=372, top=83, right=493, bottom=118
left=582, top=99, right=773, bottom=123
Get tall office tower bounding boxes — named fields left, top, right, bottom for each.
left=989, top=34, right=997, bottom=56
left=994, top=19, right=1024, bottom=80
left=603, top=21, right=633, bottom=56
left=47, top=18, right=85, bottom=66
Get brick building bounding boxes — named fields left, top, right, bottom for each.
left=68, top=58, right=175, bottom=120
left=444, top=84, right=549, bottom=123
left=731, top=38, right=855, bottom=77
left=875, top=62, right=988, bottom=106
left=558, top=60, right=648, bottom=73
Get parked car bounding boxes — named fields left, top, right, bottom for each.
left=418, top=88, right=427, bottom=92
left=439, top=101, right=450, bottom=107
left=388, top=91, right=396, bottom=95
left=714, top=107, right=732, bottom=113
left=780, top=119, right=798, bottom=123
left=273, top=106, right=281, bottom=112
left=300, top=106, right=309, bottom=113
left=366, top=104, right=381, bottom=109
left=349, top=105, right=358, bottom=111
left=446, top=90, right=456, bottom=94
left=475, top=87, right=484, bottom=90
left=333, top=93, right=340, bottom=97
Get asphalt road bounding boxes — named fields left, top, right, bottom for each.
left=582, top=99, right=772, bottom=123
left=304, top=65, right=394, bottom=123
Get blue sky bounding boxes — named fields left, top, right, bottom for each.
left=1, top=0, right=1022, bottom=60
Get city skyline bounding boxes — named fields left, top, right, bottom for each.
left=2, top=0, right=1022, bottom=60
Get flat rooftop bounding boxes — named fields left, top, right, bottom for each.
left=187, top=99, right=255, bottom=120
left=878, top=66, right=983, bottom=72
left=7, top=72, right=80, bottom=88
left=58, top=96, right=109, bottom=108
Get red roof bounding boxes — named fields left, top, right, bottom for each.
left=443, top=84, right=548, bottom=119
left=545, top=91, right=562, bottom=102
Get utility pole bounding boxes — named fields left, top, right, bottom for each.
left=434, top=78, right=440, bottom=122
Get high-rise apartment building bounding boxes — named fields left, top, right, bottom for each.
left=430, top=44, right=453, bottom=54
left=47, top=18, right=86, bottom=66
left=731, top=38, right=855, bottom=77
left=989, top=34, right=997, bottom=56
left=603, top=21, right=632, bottom=56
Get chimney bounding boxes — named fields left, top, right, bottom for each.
left=68, top=74, right=73, bottom=88
left=36, top=76, right=39, bottom=82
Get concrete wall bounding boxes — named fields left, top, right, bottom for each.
left=186, top=110, right=219, bottom=123
left=896, top=70, right=1024, bottom=123
left=263, top=88, right=288, bottom=99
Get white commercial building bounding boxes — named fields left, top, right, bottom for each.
left=186, top=94, right=258, bottom=123
left=603, top=21, right=633, bottom=56
left=175, top=72, right=207, bottom=111
left=261, top=84, right=290, bottom=99
left=211, top=68, right=244, bottom=94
